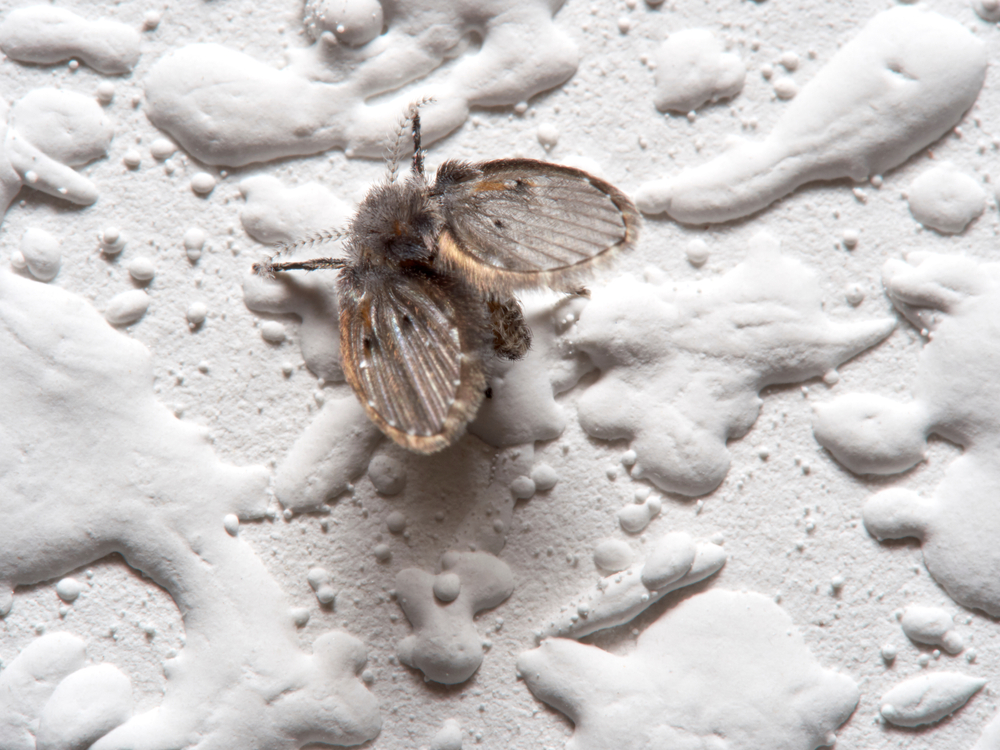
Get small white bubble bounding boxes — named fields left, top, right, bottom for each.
left=510, top=475, right=536, bottom=500
left=773, top=76, right=798, bottom=100
left=261, top=321, right=286, bottom=343
left=55, top=577, right=82, bottom=603
left=432, top=572, right=461, bottom=602
left=223, top=514, right=239, bottom=536
left=845, top=284, right=865, bottom=307
left=101, top=227, right=126, bottom=255
left=190, top=172, right=217, bottom=195
left=128, top=257, right=156, bottom=282
left=369, top=455, right=406, bottom=495
left=685, top=238, right=709, bottom=267
left=143, top=10, right=161, bottom=29
left=530, top=463, right=559, bottom=491
left=104, top=290, right=150, bottom=327
left=123, top=149, right=141, bottom=169
left=537, top=123, right=560, bottom=149
left=151, top=138, right=177, bottom=160
left=96, top=81, right=115, bottom=104
left=778, top=51, right=799, bottom=71
left=186, top=302, right=208, bottom=327
left=373, top=543, right=392, bottom=562
left=386, top=511, right=407, bottom=534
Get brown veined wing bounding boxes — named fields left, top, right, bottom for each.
left=337, top=266, right=488, bottom=454
left=432, top=158, right=640, bottom=293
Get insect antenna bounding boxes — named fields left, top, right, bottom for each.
left=385, top=97, right=435, bottom=181
left=253, top=256, right=347, bottom=278
left=252, top=228, right=347, bottom=278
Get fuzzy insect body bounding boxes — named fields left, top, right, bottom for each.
left=255, top=105, right=639, bottom=454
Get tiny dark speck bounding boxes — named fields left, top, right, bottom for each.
left=484, top=386, right=493, bottom=399
left=493, top=219, right=504, bottom=229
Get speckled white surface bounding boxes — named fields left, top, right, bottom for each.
left=2, top=1, right=1000, bottom=749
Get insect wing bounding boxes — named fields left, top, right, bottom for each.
left=338, top=269, right=487, bottom=454
left=434, top=159, right=639, bottom=292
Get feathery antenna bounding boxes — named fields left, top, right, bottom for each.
left=385, top=97, right=435, bottom=182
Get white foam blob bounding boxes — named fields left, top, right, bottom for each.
left=519, top=591, right=859, bottom=749
left=103, top=289, right=150, bottom=327
left=537, top=122, right=560, bottom=148
left=0, top=6, right=140, bottom=74
left=186, top=302, right=208, bottom=327
left=144, top=1, right=578, bottom=165
left=510, top=475, right=536, bottom=500
left=900, top=605, right=964, bottom=654
left=190, top=172, right=216, bottom=195
left=593, top=539, right=634, bottom=573
left=386, top=510, right=407, bottom=534
left=907, top=163, right=986, bottom=234
left=55, top=577, right=82, bottom=603
left=430, top=718, right=463, bottom=750
left=636, top=7, right=987, bottom=223
left=260, top=320, right=286, bottom=344
left=396, top=551, right=513, bottom=684
left=0, top=271, right=380, bottom=745
left=651, top=29, right=745, bottom=113
left=35, top=664, right=133, bottom=749
left=20, top=228, right=60, bottom=282
left=100, top=227, right=125, bottom=255
left=573, top=232, right=895, bottom=495
left=880, top=673, right=986, bottom=727
left=7, top=88, right=113, bottom=208
left=127, top=257, right=155, bottom=282
left=151, top=138, right=177, bottom=160
left=368, top=454, right=406, bottom=495
left=530, top=463, right=558, bottom=491
left=95, top=82, right=115, bottom=105
left=538, top=532, right=726, bottom=640
left=307, top=567, right=337, bottom=605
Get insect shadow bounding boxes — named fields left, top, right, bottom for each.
left=255, top=102, right=639, bottom=454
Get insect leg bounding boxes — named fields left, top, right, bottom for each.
left=487, top=296, right=532, bottom=360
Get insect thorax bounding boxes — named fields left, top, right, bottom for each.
left=348, top=178, right=441, bottom=266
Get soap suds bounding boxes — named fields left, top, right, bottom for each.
left=0, top=271, right=380, bottom=748
left=0, top=6, right=140, bottom=74
left=538, top=531, right=725, bottom=640
left=899, top=605, right=964, bottom=654
left=879, top=672, right=986, bottom=727
left=2, top=88, right=114, bottom=217
left=519, top=590, right=859, bottom=750
left=19, top=228, right=60, bottom=282
left=571, top=232, right=894, bottom=496
left=635, top=7, right=986, bottom=223
left=814, top=252, right=1000, bottom=616
left=651, top=29, right=745, bottom=113
left=395, top=551, right=513, bottom=684
left=144, top=0, right=579, bottom=166
left=907, top=163, right=986, bottom=234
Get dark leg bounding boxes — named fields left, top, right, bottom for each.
left=488, top=296, right=532, bottom=360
